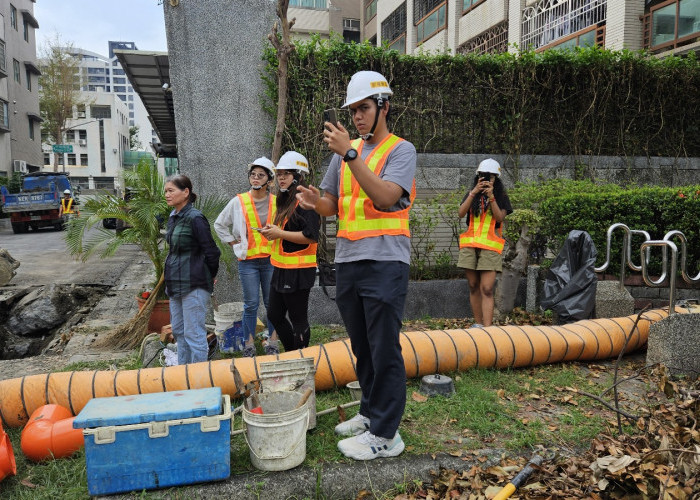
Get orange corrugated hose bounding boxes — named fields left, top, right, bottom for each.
left=0, top=308, right=675, bottom=428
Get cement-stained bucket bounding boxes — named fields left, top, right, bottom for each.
left=242, top=391, right=309, bottom=471
left=259, top=358, right=316, bottom=429
left=214, top=302, right=245, bottom=353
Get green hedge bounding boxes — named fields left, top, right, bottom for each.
left=538, top=186, right=700, bottom=275
left=264, top=37, right=700, bottom=181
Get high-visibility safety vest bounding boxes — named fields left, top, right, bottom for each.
left=238, top=192, right=276, bottom=260
left=61, top=198, right=75, bottom=214
left=336, top=135, right=415, bottom=241
left=459, top=199, right=505, bottom=254
left=269, top=203, right=318, bottom=269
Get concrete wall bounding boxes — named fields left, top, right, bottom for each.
left=163, top=0, right=276, bottom=199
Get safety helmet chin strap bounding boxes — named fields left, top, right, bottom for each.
left=359, top=96, right=386, bottom=141
left=279, top=176, right=299, bottom=193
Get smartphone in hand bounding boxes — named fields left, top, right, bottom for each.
left=323, top=108, right=338, bottom=128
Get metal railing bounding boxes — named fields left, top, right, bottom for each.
left=595, top=223, right=700, bottom=315
left=521, top=0, right=607, bottom=50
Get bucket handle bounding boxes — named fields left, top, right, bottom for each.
left=243, top=409, right=310, bottom=461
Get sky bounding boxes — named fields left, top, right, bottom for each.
left=34, top=0, right=168, bottom=57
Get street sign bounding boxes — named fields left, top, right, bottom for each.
left=52, top=144, right=73, bottom=153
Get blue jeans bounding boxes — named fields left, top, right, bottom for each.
left=169, top=287, right=210, bottom=365
left=238, top=257, right=274, bottom=340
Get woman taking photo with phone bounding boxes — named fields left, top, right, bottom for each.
left=164, top=175, right=221, bottom=364
left=215, top=157, right=280, bottom=357
left=260, top=151, right=320, bottom=352
left=457, top=159, right=512, bottom=328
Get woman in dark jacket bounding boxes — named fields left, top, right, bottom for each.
left=164, top=175, right=221, bottom=364
left=260, top=151, right=320, bottom=352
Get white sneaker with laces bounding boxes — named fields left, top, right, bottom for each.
left=334, top=413, right=370, bottom=436
left=338, top=431, right=405, bottom=460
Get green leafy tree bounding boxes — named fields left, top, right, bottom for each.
left=129, top=125, right=142, bottom=150
left=39, top=36, right=83, bottom=172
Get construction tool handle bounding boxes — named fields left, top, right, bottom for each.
left=295, top=388, right=314, bottom=409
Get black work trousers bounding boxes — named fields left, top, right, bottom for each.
left=335, top=260, right=408, bottom=439
left=267, top=287, right=311, bottom=352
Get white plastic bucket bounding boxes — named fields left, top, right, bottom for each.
left=242, top=391, right=309, bottom=471
left=259, top=358, right=316, bottom=429
left=214, top=302, right=245, bottom=353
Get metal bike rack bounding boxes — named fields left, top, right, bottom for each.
left=596, top=223, right=699, bottom=316
left=594, top=223, right=651, bottom=287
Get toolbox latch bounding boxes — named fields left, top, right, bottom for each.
left=149, top=421, right=169, bottom=438
left=94, top=427, right=116, bottom=445
left=200, top=417, right=221, bottom=433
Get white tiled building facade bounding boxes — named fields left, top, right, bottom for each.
left=357, top=0, right=700, bottom=56
left=70, top=42, right=155, bottom=152
left=42, top=92, right=130, bottom=190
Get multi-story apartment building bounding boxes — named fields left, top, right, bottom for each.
left=289, top=0, right=362, bottom=42
left=0, top=0, right=42, bottom=180
left=69, top=41, right=155, bottom=152
left=363, top=0, right=700, bottom=56
left=41, top=92, right=130, bottom=190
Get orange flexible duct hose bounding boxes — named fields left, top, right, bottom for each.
left=0, top=308, right=676, bottom=428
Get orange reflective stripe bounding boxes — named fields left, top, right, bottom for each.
left=238, top=192, right=276, bottom=260
left=337, top=134, right=413, bottom=241
left=269, top=203, right=317, bottom=269
left=459, top=205, right=505, bottom=253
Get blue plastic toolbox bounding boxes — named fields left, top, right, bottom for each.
left=73, top=387, right=232, bottom=496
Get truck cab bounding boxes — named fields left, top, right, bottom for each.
left=0, top=173, right=76, bottom=234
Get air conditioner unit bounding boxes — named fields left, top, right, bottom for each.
left=77, top=111, right=86, bottom=118
left=78, top=139, right=87, bottom=146
left=12, top=160, right=28, bottom=173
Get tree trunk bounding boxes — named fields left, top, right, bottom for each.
left=269, top=0, right=295, bottom=163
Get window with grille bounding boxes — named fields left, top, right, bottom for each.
left=289, top=0, right=327, bottom=8
left=0, top=40, right=6, bottom=74
left=0, top=100, right=8, bottom=129
left=415, top=2, right=446, bottom=43
left=458, top=22, right=509, bottom=54
left=414, top=0, right=444, bottom=24
left=366, top=0, right=378, bottom=21
left=522, top=0, right=607, bottom=50
left=382, top=2, right=407, bottom=48
left=91, top=106, right=111, bottom=119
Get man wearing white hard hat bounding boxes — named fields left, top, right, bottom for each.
left=214, top=157, right=279, bottom=357
left=297, top=70, right=416, bottom=460
left=457, top=158, right=512, bottom=327
left=59, top=189, right=77, bottom=217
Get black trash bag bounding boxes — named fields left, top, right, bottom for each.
left=541, top=230, right=598, bottom=323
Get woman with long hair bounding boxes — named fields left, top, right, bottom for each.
left=214, top=157, right=280, bottom=357
left=164, top=175, right=221, bottom=364
left=260, top=151, right=320, bottom=352
left=457, top=159, right=512, bottom=327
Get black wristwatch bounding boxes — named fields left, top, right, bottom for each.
left=343, top=148, right=358, bottom=163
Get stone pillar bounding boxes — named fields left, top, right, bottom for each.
left=163, top=0, right=276, bottom=200
left=163, top=0, right=277, bottom=303
left=605, top=0, right=645, bottom=51
left=508, top=0, right=526, bottom=52
left=647, top=313, right=700, bottom=377
left=526, top=264, right=539, bottom=312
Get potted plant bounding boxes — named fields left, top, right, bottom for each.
left=65, top=158, right=231, bottom=341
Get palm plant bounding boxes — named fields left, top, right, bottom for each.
left=65, top=158, right=231, bottom=298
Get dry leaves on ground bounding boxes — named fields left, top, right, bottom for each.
left=390, top=365, right=699, bottom=500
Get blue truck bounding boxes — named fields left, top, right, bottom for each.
left=0, top=173, right=74, bottom=234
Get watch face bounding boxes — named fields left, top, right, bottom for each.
left=345, top=149, right=358, bottom=162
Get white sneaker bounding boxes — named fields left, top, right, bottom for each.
left=338, top=431, right=405, bottom=460
left=334, top=413, right=370, bottom=436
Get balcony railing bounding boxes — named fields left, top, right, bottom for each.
left=522, top=0, right=607, bottom=50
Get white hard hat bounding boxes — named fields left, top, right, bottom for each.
left=63, top=189, right=71, bottom=194
left=476, top=158, right=501, bottom=176
left=248, top=157, right=275, bottom=178
left=276, top=151, right=309, bottom=174
left=342, top=71, right=393, bottom=108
